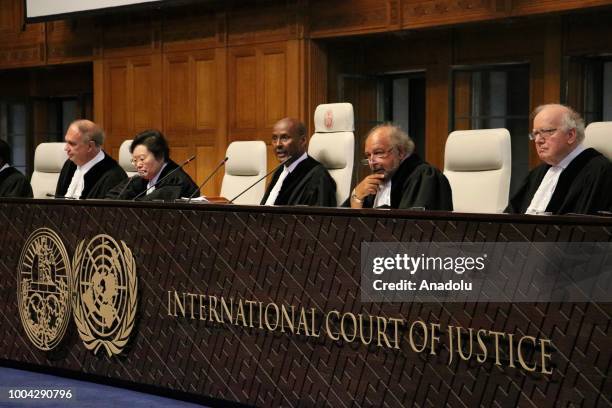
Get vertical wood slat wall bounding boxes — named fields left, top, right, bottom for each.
left=1, top=1, right=612, bottom=195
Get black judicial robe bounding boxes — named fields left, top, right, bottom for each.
left=505, top=148, right=612, bottom=215
left=0, top=167, right=33, bottom=198
left=260, top=156, right=337, bottom=207
left=343, top=154, right=453, bottom=210
left=106, top=159, right=199, bottom=201
left=55, top=152, right=127, bottom=199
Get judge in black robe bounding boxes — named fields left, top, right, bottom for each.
left=261, top=155, right=337, bottom=206
left=0, top=140, right=33, bottom=198
left=347, top=124, right=453, bottom=211
left=506, top=103, right=612, bottom=215
left=506, top=148, right=612, bottom=214
left=261, top=117, right=336, bottom=207
left=105, top=129, right=198, bottom=201
left=107, top=159, right=198, bottom=201
left=55, top=152, right=127, bottom=199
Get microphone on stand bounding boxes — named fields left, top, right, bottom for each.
left=229, top=156, right=291, bottom=204
left=114, top=174, right=139, bottom=199
left=132, top=155, right=196, bottom=201
left=186, top=157, right=228, bottom=203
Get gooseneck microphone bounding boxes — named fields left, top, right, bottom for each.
left=115, top=174, right=139, bottom=199
left=132, top=155, right=196, bottom=201
left=228, top=156, right=291, bottom=204
left=186, top=157, right=228, bottom=203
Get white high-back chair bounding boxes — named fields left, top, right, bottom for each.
left=308, top=103, right=355, bottom=205
left=444, top=129, right=511, bottom=213
left=220, top=141, right=267, bottom=205
left=30, top=143, right=68, bottom=198
left=584, top=122, right=612, bottom=160
left=119, top=139, right=138, bottom=177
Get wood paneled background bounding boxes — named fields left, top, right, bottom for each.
left=1, top=0, right=612, bottom=195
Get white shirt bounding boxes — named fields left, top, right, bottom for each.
left=0, top=163, right=9, bottom=174
left=525, top=144, right=586, bottom=215
left=373, top=179, right=392, bottom=208
left=264, top=152, right=308, bottom=206
left=65, top=150, right=105, bottom=199
left=372, top=156, right=410, bottom=208
left=146, top=162, right=168, bottom=195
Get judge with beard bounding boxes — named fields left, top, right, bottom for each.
left=0, top=139, right=32, bottom=198
left=346, top=124, right=452, bottom=210
left=506, top=104, right=612, bottom=215
left=260, top=117, right=336, bottom=207
left=106, top=129, right=198, bottom=201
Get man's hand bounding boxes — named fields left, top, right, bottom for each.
left=350, top=173, right=385, bottom=208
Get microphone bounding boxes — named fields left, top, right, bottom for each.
left=115, top=174, right=139, bottom=199
left=186, top=157, right=228, bottom=203
left=229, top=156, right=291, bottom=204
left=132, top=155, right=196, bottom=200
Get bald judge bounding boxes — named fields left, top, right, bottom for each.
left=260, top=117, right=336, bottom=207
left=506, top=104, right=612, bottom=215
left=55, top=120, right=127, bottom=199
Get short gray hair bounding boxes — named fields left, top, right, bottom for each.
left=367, top=123, right=415, bottom=155
left=71, top=119, right=105, bottom=147
left=533, top=104, right=585, bottom=143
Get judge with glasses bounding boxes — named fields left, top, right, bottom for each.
left=346, top=124, right=452, bottom=210
left=506, top=103, right=612, bottom=215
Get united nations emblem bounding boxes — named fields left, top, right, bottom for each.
left=18, top=228, right=72, bottom=351
left=73, top=234, right=137, bottom=357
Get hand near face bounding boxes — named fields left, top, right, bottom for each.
left=350, top=173, right=385, bottom=208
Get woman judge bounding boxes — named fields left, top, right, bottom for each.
left=107, top=130, right=198, bottom=200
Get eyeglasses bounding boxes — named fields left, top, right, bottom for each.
left=529, top=128, right=557, bottom=141
left=362, top=147, right=395, bottom=164
left=130, top=155, right=150, bottom=166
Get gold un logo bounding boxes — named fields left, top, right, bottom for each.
left=73, top=234, right=137, bottom=357
left=18, top=228, right=72, bottom=351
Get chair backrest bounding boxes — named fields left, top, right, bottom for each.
left=30, top=142, right=68, bottom=198
left=119, top=139, right=138, bottom=177
left=444, top=128, right=511, bottom=213
left=220, top=141, right=267, bottom=204
left=584, top=122, right=612, bottom=160
left=308, top=103, right=355, bottom=205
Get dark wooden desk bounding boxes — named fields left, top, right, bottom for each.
left=1, top=199, right=610, bottom=407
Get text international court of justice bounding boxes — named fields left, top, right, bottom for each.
left=0, top=1, right=611, bottom=407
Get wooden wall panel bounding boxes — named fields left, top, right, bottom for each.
left=108, top=62, right=129, bottom=137
left=309, top=0, right=397, bottom=38
left=46, top=20, right=97, bottom=64
left=401, top=0, right=508, bottom=29
left=0, top=0, right=45, bottom=68
left=511, top=0, right=612, bottom=16
left=103, top=55, right=162, bottom=158
left=233, top=52, right=257, bottom=130
left=165, top=55, right=192, bottom=131
left=262, top=51, right=286, bottom=128
left=195, top=58, right=217, bottom=130
left=227, top=2, right=299, bottom=45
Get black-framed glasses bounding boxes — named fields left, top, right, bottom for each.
left=528, top=128, right=557, bottom=141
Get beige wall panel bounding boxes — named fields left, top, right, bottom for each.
left=195, top=57, right=217, bottom=130
left=262, top=51, right=286, bottom=128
